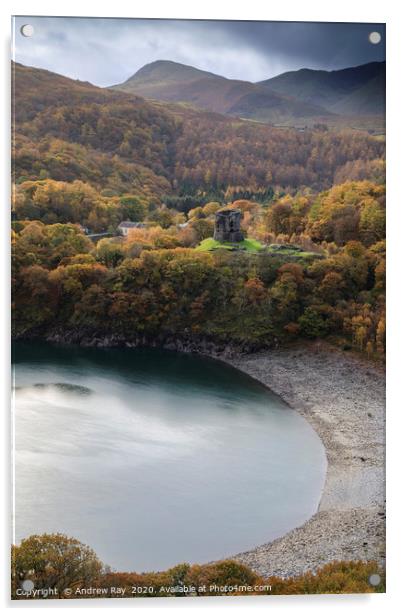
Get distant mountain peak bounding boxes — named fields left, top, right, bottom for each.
left=121, top=59, right=223, bottom=87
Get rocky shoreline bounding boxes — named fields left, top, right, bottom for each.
left=18, top=327, right=266, bottom=358
left=222, top=342, right=385, bottom=578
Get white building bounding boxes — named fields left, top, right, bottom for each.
left=117, top=221, right=146, bottom=237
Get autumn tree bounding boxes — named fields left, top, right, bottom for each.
left=12, top=534, right=103, bottom=598
left=119, top=195, right=147, bottom=221
left=95, top=238, right=125, bottom=268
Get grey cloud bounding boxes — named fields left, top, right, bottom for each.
left=12, top=16, right=385, bottom=87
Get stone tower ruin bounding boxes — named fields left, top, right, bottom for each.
left=213, top=208, right=244, bottom=242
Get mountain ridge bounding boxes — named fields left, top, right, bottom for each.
left=258, top=61, right=385, bottom=115
left=111, top=59, right=334, bottom=125
left=111, top=59, right=385, bottom=126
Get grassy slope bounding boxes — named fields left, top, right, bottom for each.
left=196, top=237, right=264, bottom=252
left=196, top=238, right=322, bottom=262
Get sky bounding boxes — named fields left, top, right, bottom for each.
left=12, top=17, right=386, bottom=87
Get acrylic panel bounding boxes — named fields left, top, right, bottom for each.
left=11, top=16, right=386, bottom=600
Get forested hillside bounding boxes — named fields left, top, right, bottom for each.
left=12, top=62, right=386, bottom=357
left=13, top=63, right=384, bottom=201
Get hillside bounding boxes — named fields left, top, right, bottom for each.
left=12, top=61, right=385, bottom=218
left=12, top=62, right=386, bottom=361
left=111, top=59, right=333, bottom=125
left=12, top=61, right=180, bottom=201
left=258, top=62, right=385, bottom=116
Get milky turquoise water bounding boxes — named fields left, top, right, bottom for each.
left=12, top=343, right=326, bottom=572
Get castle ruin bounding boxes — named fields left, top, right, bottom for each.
left=213, top=208, right=244, bottom=242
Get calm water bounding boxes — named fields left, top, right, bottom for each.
left=12, top=343, right=326, bottom=572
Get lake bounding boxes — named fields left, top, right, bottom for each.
left=12, top=342, right=326, bottom=572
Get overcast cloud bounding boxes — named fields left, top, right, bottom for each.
left=13, top=17, right=385, bottom=87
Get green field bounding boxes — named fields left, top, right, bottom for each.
left=265, top=244, right=322, bottom=259
left=196, top=238, right=322, bottom=261
left=196, top=237, right=264, bottom=252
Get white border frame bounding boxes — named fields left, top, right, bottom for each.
left=1, top=1, right=401, bottom=613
